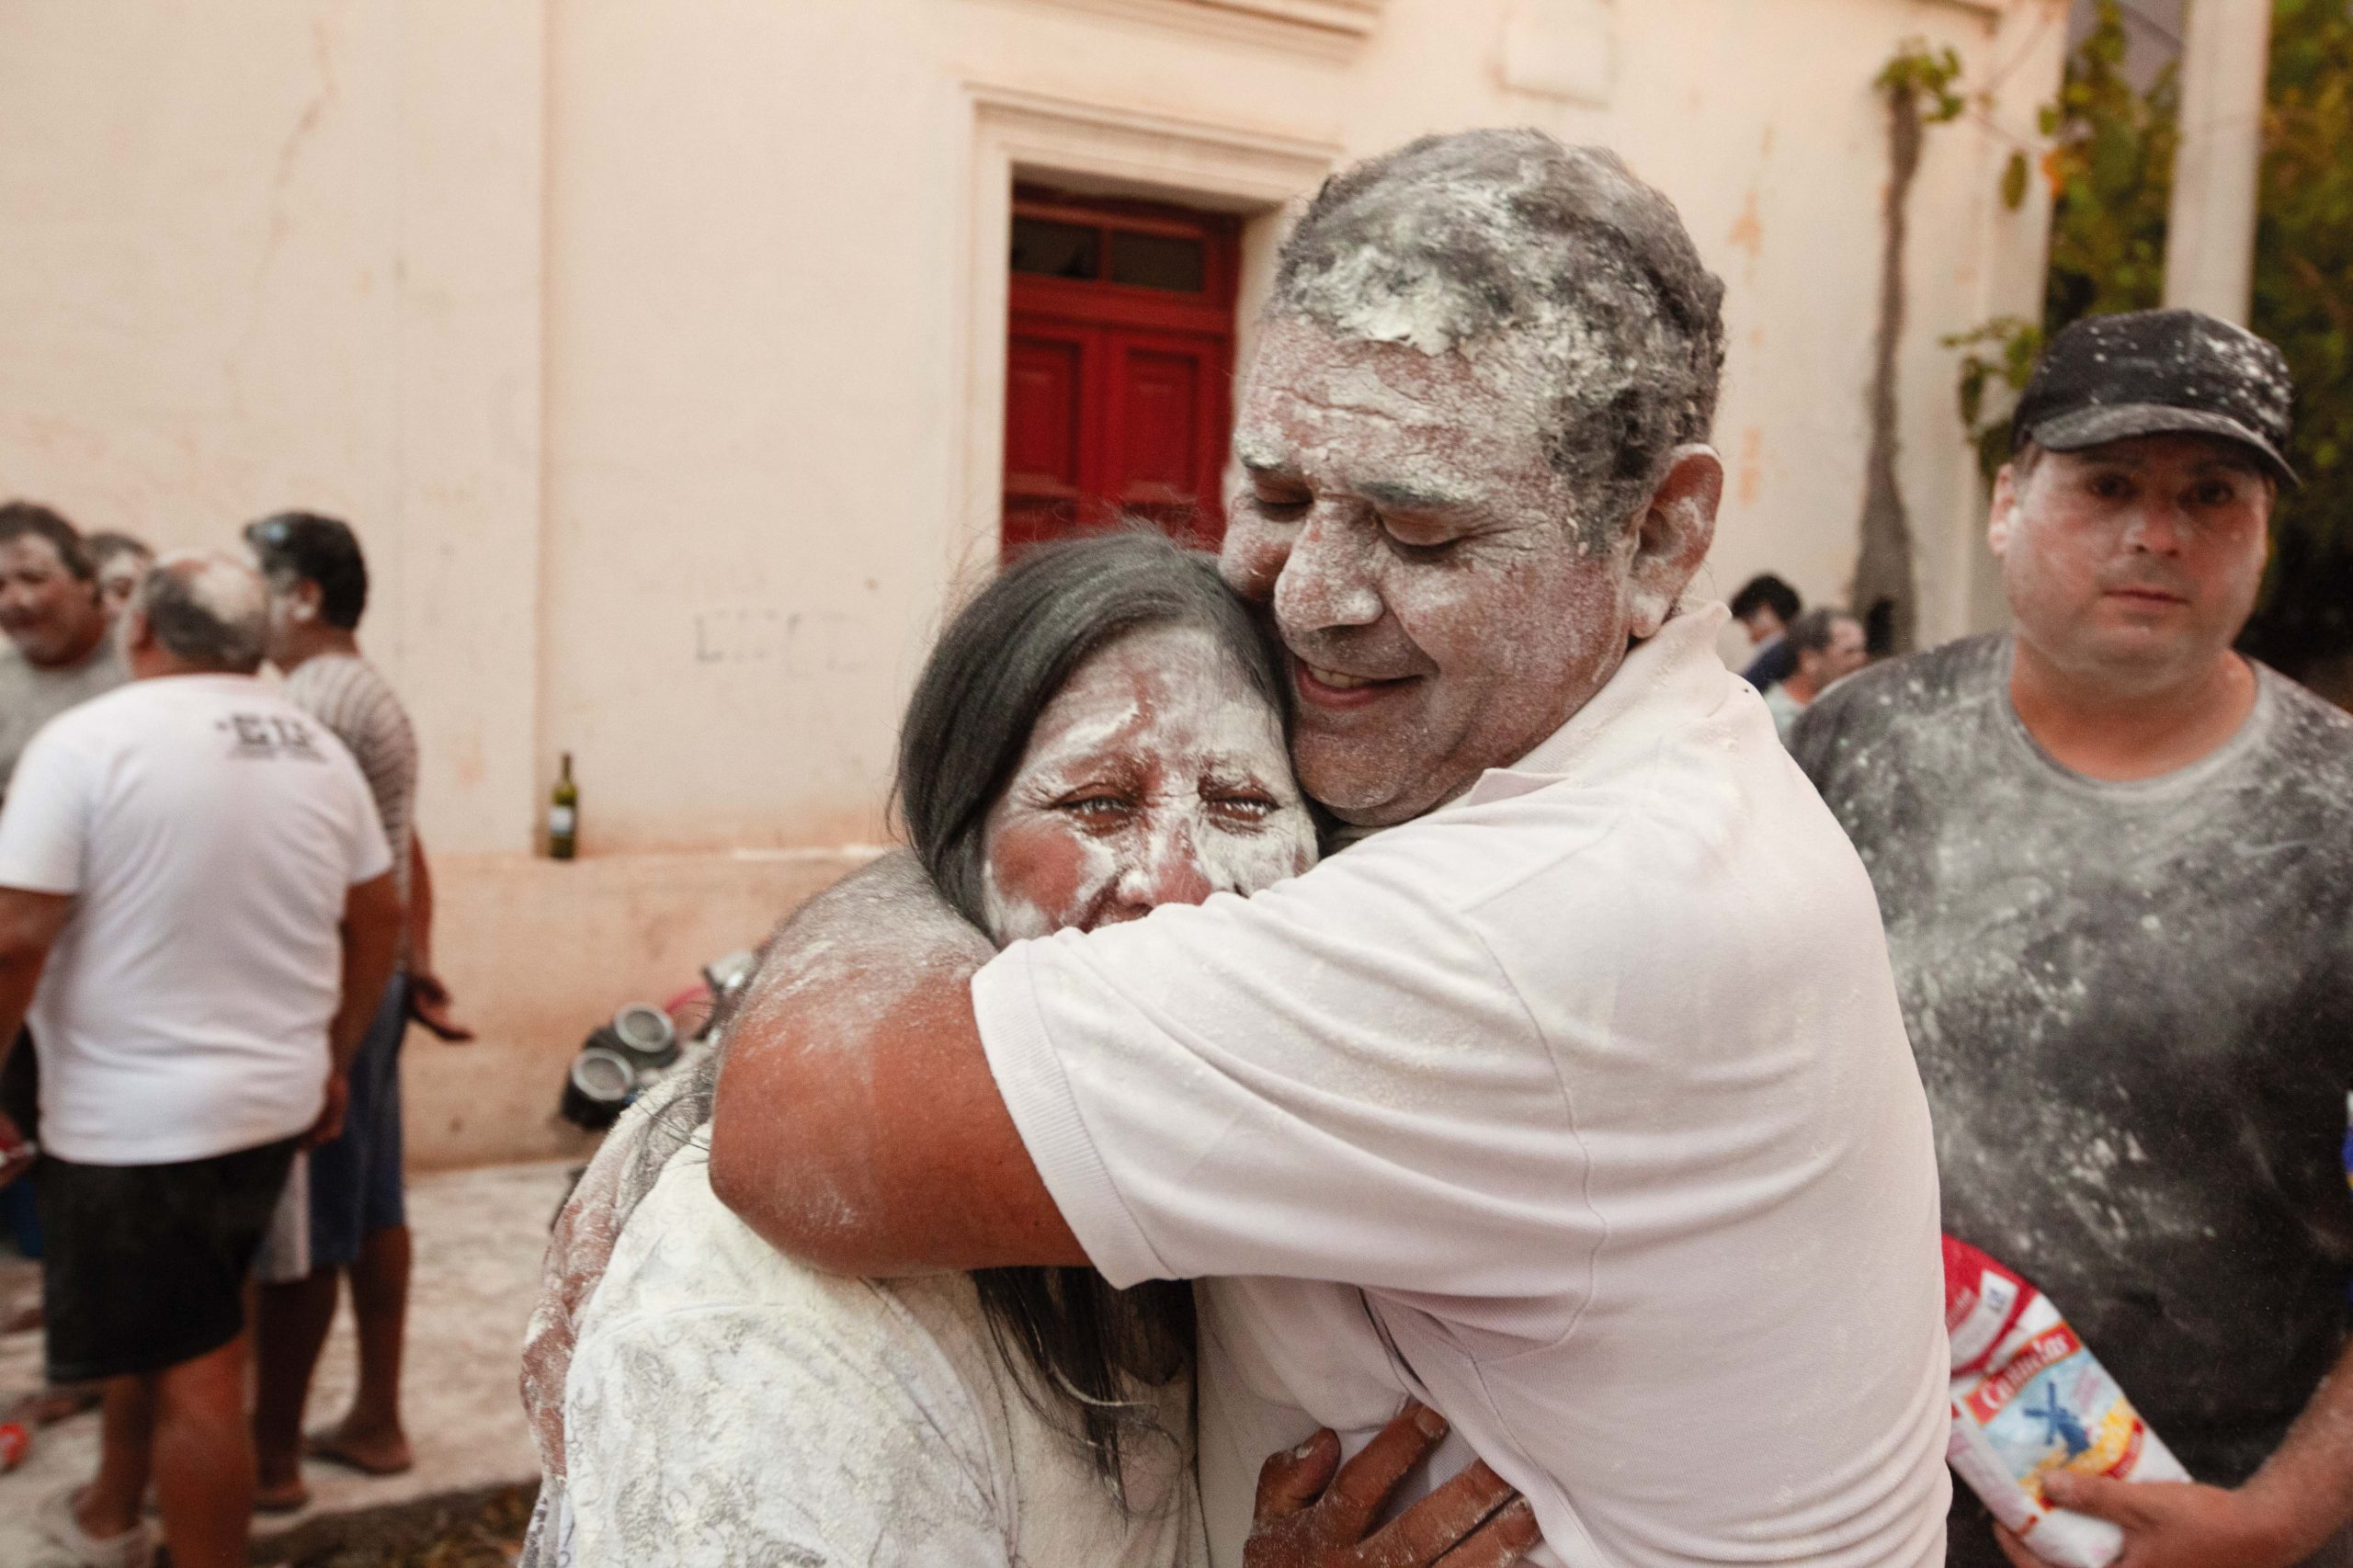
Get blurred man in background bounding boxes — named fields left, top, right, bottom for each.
left=244, top=513, right=469, bottom=1513
left=85, top=533, right=155, bottom=622
left=1764, top=606, right=1869, bottom=739
left=0, top=551, right=400, bottom=1568
left=0, top=504, right=125, bottom=801
left=0, top=504, right=131, bottom=1329
left=1728, top=570, right=1802, bottom=689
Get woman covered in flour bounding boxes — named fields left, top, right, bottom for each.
left=526, top=532, right=1511, bottom=1567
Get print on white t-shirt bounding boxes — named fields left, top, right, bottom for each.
left=0, top=674, right=392, bottom=1165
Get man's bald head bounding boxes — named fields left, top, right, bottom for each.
left=127, top=551, right=270, bottom=675
left=1267, top=130, right=1726, bottom=546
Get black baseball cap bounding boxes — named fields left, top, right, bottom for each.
left=2010, top=308, right=2297, bottom=486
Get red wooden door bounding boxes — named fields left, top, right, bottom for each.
left=1003, top=191, right=1239, bottom=553
left=1002, top=324, right=1091, bottom=551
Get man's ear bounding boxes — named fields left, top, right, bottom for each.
left=1626, top=444, right=1722, bottom=640
left=1987, top=463, right=2019, bottom=559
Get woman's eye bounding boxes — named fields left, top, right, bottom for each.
left=2087, top=473, right=2133, bottom=501
left=1057, top=794, right=1134, bottom=821
left=1251, top=491, right=1311, bottom=519
left=1205, top=792, right=1278, bottom=821
left=2189, top=481, right=2238, bottom=508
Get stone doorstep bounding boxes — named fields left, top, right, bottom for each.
left=250, top=1479, right=539, bottom=1565
left=0, top=1428, right=540, bottom=1568
left=0, top=1161, right=571, bottom=1568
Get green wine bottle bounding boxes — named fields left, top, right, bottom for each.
left=549, top=752, right=579, bottom=860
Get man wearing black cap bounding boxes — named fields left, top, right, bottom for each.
left=1792, top=309, right=2353, bottom=1568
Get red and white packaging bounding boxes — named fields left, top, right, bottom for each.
left=1942, top=1236, right=2190, bottom=1567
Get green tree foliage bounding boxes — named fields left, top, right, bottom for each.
left=1877, top=40, right=1970, bottom=123
left=1948, top=1, right=2174, bottom=477
left=2247, top=0, right=2353, bottom=674
left=1947, top=0, right=2353, bottom=679
left=2041, top=2, right=2177, bottom=324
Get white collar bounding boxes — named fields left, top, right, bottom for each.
left=1454, top=601, right=1736, bottom=809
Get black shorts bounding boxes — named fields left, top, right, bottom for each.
left=37, top=1136, right=301, bottom=1382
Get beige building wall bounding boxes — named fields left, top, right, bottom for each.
left=0, top=0, right=2067, bottom=1167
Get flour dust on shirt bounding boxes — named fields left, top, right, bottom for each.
left=1790, top=633, right=2353, bottom=1489
left=561, top=1131, right=1206, bottom=1568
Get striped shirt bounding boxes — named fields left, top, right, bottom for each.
left=284, top=653, right=417, bottom=903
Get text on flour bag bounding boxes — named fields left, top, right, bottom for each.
left=1942, top=1235, right=2191, bottom=1568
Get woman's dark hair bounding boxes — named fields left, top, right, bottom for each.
left=244, top=511, right=369, bottom=630
left=894, top=528, right=1290, bottom=1494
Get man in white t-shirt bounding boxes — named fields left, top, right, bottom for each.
left=703, top=132, right=1949, bottom=1568
left=0, top=552, right=400, bottom=1568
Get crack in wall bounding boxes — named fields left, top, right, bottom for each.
left=228, top=12, right=338, bottom=414
left=1853, top=76, right=1924, bottom=654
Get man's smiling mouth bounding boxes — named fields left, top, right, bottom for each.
left=1303, top=663, right=1380, bottom=690
left=1294, top=661, right=1416, bottom=709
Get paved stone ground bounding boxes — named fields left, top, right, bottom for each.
left=0, top=1161, right=573, bottom=1567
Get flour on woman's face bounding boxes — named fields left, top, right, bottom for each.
left=981, top=623, right=1317, bottom=942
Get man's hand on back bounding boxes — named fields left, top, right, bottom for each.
left=1247, top=1401, right=1540, bottom=1568
left=1995, top=1477, right=2297, bottom=1568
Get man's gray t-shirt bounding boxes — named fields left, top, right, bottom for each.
left=0, top=636, right=128, bottom=801
left=1790, top=634, right=2353, bottom=1494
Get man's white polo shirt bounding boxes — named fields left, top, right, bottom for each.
left=974, top=605, right=1949, bottom=1568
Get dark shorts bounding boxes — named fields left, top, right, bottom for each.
left=38, top=1135, right=300, bottom=1382
left=309, top=971, right=409, bottom=1269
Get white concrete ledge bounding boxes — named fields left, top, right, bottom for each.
left=1192, top=0, right=1384, bottom=32
left=1009, top=0, right=1384, bottom=54
left=408, top=847, right=880, bottom=1170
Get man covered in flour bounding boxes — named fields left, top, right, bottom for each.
left=705, top=131, right=1950, bottom=1567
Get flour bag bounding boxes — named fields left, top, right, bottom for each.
left=1943, top=1236, right=2190, bottom=1568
